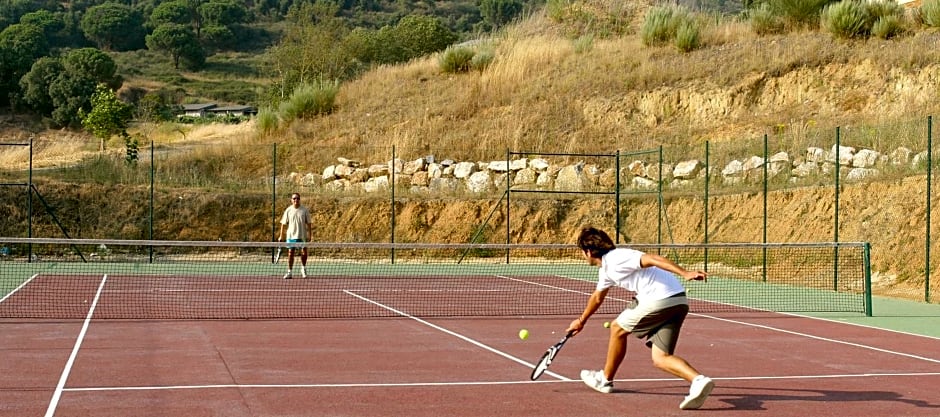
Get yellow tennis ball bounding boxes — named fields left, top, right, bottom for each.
left=603, top=321, right=610, bottom=328
left=518, top=329, right=530, bottom=340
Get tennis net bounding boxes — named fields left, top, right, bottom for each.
left=0, top=238, right=872, bottom=319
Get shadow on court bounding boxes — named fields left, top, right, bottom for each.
left=708, top=386, right=940, bottom=411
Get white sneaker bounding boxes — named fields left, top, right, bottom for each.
left=301, top=267, right=307, bottom=278
left=283, top=272, right=292, bottom=279
left=679, top=375, right=714, bottom=410
left=580, top=369, right=613, bottom=394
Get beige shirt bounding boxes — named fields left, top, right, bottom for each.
left=280, top=205, right=312, bottom=241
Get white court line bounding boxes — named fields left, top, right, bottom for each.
left=343, top=289, right=572, bottom=382
left=696, top=313, right=940, bottom=364
left=59, top=371, right=940, bottom=392
left=0, top=273, right=40, bottom=303
left=506, top=273, right=940, bottom=364
left=45, top=274, right=108, bottom=417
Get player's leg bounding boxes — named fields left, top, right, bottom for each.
left=604, top=324, right=630, bottom=380
left=644, top=303, right=713, bottom=409
left=283, top=240, right=297, bottom=279
left=299, top=246, right=308, bottom=278
left=581, top=309, right=635, bottom=394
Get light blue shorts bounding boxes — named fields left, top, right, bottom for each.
left=285, top=239, right=305, bottom=250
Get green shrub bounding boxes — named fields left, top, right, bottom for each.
left=822, top=0, right=872, bottom=39
left=674, top=19, right=700, bottom=52
left=470, top=47, right=495, bottom=71
left=256, top=108, right=279, bottom=135
left=641, top=6, right=698, bottom=51
left=769, top=0, right=833, bottom=28
left=921, top=0, right=940, bottom=27
left=278, top=80, right=339, bottom=122
left=641, top=6, right=678, bottom=46
left=573, top=34, right=594, bottom=53
left=871, top=14, right=905, bottom=39
left=748, top=3, right=786, bottom=35
left=438, top=46, right=475, bottom=73
left=865, top=0, right=904, bottom=19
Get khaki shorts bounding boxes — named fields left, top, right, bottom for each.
left=613, top=293, right=688, bottom=354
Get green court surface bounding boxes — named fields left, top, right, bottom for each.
left=804, top=296, right=940, bottom=338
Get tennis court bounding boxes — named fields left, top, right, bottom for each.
left=1, top=239, right=939, bottom=416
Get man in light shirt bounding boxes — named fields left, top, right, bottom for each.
left=278, top=193, right=313, bottom=279
left=567, top=227, right=714, bottom=410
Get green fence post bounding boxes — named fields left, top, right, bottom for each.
left=763, top=134, right=768, bottom=283
left=704, top=140, right=709, bottom=272
left=927, top=116, right=932, bottom=303
left=865, top=242, right=873, bottom=316
left=835, top=127, right=841, bottom=291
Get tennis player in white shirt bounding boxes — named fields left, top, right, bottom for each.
left=566, top=227, right=714, bottom=410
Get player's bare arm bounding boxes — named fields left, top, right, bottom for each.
left=640, top=253, right=707, bottom=282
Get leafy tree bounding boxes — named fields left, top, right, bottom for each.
left=0, top=23, right=47, bottom=107
left=479, top=0, right=523, bottom=29
left=81, top=83, right=133, bottom=152
left=391, top=14, right=457, bottom=58
left=147, top=0, right=192, bottom=28
left=136, top=91, right=179, bottom=122
left=20, top=47, right=121, bottom=127
left=198, top=0, right=248, bottom=25
left=146, top=23, right=203, bottom=69
left=148, top=0, right=206, bottom=38
left=18, top=56, right=62, bottom=114
left=264, top=1, right=352, bottom=100
left=80, top=2, right=145, bottom=51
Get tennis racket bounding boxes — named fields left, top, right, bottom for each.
left=273, top=247, right=282, bottom=264
left=530, top=330, right=575, bottom=380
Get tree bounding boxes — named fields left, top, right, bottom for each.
left=146, top=23, right=203, bottom=69
left=82, top=83, right=134, bottom=153
left=391, top=15, right=457, bottom=59
left=480, top=0, right=523, bottom=30
left=82, top=84, right=130, bottom=148
left=0, top=23, right=47, bottom=107
left=80, top=2, right=145, bottom=51
left=264, top=1, right=351, bottom=100
left=147, top=0, right=191, bottom=28
left=20, top=47, right=121, bottom=127
left=18, top=56, right=62, bottom=114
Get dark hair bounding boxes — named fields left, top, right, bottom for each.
left=577, top=227, right=615, bottom=258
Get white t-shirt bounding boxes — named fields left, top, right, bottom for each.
left=280, top=205, right=312, bottom=241
left=595, top=248, right=686, bottom=301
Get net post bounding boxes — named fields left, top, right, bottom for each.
left=864, top=242, right=873, bottom=317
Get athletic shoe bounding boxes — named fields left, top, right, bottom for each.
left=283, top=272, right=292, bottom=279
left=679, top=375, right=714, bottom=410
left=580, top=370, right=613, bottom=394
left=301, top=267, right=307, bottom=278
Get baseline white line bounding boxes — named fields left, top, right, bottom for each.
left=696, top=313, right=940, bottom=364
left=0, top=273, right=40, bottom=303
left=343, top=290, right=571, bottom=381
left=60, top=371, right=940, bottom=392
left=45, top=274, right=109, bottom=417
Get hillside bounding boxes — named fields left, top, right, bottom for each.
left=2, top=4, right=940, bottom=303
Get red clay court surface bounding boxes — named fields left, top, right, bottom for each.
left=2, top=305, right=940, bottom=417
